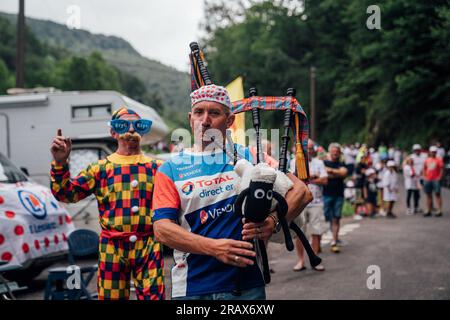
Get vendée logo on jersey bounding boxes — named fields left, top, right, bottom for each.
left=200, top=210, right=208, bottom=224
left=199, top=203, right=234, bottom=224
left=179, top=168, right=201, bottom=179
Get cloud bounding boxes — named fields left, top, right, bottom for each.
left=0, top=0, right=204, bottom=71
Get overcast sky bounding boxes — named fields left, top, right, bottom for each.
left=0, top=0, right=205, bottom=72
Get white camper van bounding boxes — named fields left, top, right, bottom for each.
left=0, top=90, right=169, bottom=232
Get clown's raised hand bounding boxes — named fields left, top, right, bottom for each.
left=50, top=128, right=72, bottom=164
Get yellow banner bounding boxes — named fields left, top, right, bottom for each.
left=226, top=76, right=246, bottom=145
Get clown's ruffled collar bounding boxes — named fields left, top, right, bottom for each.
left=107, top=152, right=152, bottom=165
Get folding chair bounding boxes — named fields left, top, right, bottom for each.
left=44, top=229, right=99, bottom=300
left=0, top=262, right=27, bottom=300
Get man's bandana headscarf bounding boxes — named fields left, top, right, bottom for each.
left=111, top=107, right=140, bottom=120
left=190, top=84, right=232, bottom=109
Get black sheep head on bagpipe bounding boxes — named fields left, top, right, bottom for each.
left=244, top=181, right=274, bottom=223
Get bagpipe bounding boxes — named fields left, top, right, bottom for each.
left=189, top=42, right=321, bottom=293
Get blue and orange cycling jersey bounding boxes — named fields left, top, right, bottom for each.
left=152, top=145, right=264, bottom=298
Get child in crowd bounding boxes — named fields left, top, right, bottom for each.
left=403, top=157, right=420, bottom=215
left=363, top=168, right=379, bottom=218
left=382, top=160, right=399, bottom=218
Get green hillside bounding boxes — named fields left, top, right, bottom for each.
left=0, top=12, right=191, bottom=129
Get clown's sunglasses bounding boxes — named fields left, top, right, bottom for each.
left=108, top=119, right=153, bottom=135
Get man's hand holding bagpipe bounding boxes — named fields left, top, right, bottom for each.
left=212, top=238, right=257, bottom=268
left=242, top=217, right=276, bottom=242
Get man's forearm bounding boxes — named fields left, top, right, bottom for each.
left=336, top=167, right=348, bottom=178
left=311, top=177, right=328, bottom=186
left=154, top=219, right=216, bottom=256
left=327, top=167, right=347, bottom=178
left=285, top=173, right=312, bottom=224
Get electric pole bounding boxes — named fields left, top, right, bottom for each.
left=16, top=0, right=25, bottom=88
left=310, top=66, right=316, bottom=141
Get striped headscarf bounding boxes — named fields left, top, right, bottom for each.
left=111, top=107, right=140, bottom=120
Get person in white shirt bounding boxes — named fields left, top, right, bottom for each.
left=388, top=146, right=395, bottom=160
left=408, top=144, right=427, bottom=213
left=403, top=157, right=420, bottom=215
left=410, top=144, right=426, bottom=177
left=293, top=139, right=328, bottom=272
left=394, top=148, right=402, bottom=167
left=383, top=160, right=398, bottom=218
left=436, top=142, right=446, bottom=159
left=370, top=148, right=381, bottom=168
left=375, top=162, right=387, bottom=216
left=343, top=145, right=356, bottom=176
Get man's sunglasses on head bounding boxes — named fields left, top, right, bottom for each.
left=108, top=119, right=153, bottom=135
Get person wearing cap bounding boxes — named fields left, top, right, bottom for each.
left=403, top=157, right=420, bottom=215
left=152, top=84, right=311, bottom=300
left=382, top=160, right=398, bottom=218
left=423, top=146, right=444, bottom=217
left=408, top=144, right=427, bottom=213
left=363, top=168, right=379, bottom=218
left=50, top=107, right=165, bottom=300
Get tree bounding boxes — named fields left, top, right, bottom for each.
left=202, top=0, right=450, bottom=147
left=0, top=59, right=13, bottom=93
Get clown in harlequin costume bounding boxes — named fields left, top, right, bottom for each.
left=49, top=107, right=165, bottom=300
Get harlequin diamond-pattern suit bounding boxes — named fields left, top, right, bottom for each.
left=51, top=153, right=165, bottom=300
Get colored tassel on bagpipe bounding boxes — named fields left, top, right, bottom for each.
left=294, top=113, right=309, bottom=180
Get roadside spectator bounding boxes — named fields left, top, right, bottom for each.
left=375, top=161, right=387, bottom=216
left=363, top=168, right=378, bottom=218
left=343, top=144, right=357, bottom=176
left=382, top=160, right=398, bottom=219
left=370, top=147, right=381, bottom=168
left=423, top=146, right=444, bottom=217
left=378, top=143, right=388, bottom=161
left=403, top=157, right=420, bottom=215
left=410, top=144, right=427, bottom=213
left=323, top=143, right=348, bottom=253
left=293, top=139, right=327, bottom=272
left=436, top=142, right=446, bottom=160
left=394, top=148, right=402, bottom=168
left=354, top=154, right=369, bottom=203
left=250, top=139, right=279, bottom=169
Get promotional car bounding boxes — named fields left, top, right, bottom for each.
left=0, top=152, right=75, bottom=281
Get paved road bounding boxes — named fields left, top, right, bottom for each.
left=15, top=179, right=450, bottom=300
left=266, top=182, right=450, bottom=299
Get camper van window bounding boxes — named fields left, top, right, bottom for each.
left=72, top=104, right=112, bottom=119
left=69, top=148, right=108, bottom=178
left=73, top=107, right=90, bottom=118
left=0, top=153, right=28, bottom=183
